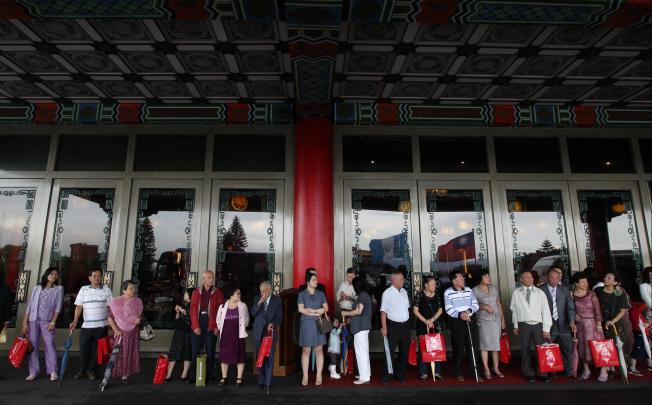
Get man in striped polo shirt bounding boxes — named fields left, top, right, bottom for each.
left=444, top=269, right=482, bottom=382
left=69, top=268, right=113, bottom=380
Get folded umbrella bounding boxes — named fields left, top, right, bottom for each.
left=99, top=335, right=122, bottom=392
left=639, top=318, right=651, bottom=360
left=341, top=323, right=350, bottom=375
left=383, top=336, right=394, bottom=375
left=58, top=332, right=73, bottom=388
left=610, top=325, right=629, bottom=385
left=571, top=330, right=579, bottom=378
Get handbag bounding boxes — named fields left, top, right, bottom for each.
left=316, top=313, right=333, bottom=335
left=589, top=339, right=620, bottom=367
left=97, top=336, right=112, bottom=365
left=499, top=332, right=511, bottom=364
left=8, top=335, right=32, bottom=368
left=196, top=353, right=207, bottom=387
left=153, top=354, right=170, bottom=385
left=418, top=330, right=447, bottom=363
left=140, top=319, right=155, bottom=341
left=256, top=331, right=274, bottom=368
left=536, top=343, right=564, bottom=373
left=408, top=339, right=417, bottom=366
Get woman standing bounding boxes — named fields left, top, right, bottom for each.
left=341, top=276, right=373, bottom=385
left=413, top=275, right=444, bottom=381
left=22, top=267, right=63, bottom=381
left=472, top=270, right=505, bottom=380
left=572, top=272, right=608, bottom=382
left=166, top=288, right=193, bottom=381
left=215, top=286, right=249, bottom=387
left=298, top=271, right=329, bottom=386
left=595, top=272, right=630, bottom=379
left=107, top=280, right=142, bottom=384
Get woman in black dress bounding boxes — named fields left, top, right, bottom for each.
left=166, top=288, right=193, bottom=380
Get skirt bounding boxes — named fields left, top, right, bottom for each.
left=168, top=328, right=192, bottom=362
left=478, top=317, right=501, bottom=351
left=299, top=317, right=327, bottom=347
left=112, top=328, right=140, bottom=378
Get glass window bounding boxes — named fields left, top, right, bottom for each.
left=216, top=189, right=276, bottom=308
left=0, top=136, right=50, bottom=171
left=56, top=136, right=127, bottom=171
left=426, top=189, right=489, bottom=289
left=0, top=187, right=36, bottom=327
left=50, top=188, right=115, bottom=328
left=577, top=190, right=643, bottom=296
left=506, top=190, right=571, bottom=286
left=214, top=135, right=285, bottom=172
left=567, top=138, right=634, bottom=173
left=135, top=136, right=206, bottom=171
left=420, top=137, right=488, bottom=173
left=132, top=189, right=195, bottom=329
left=495, top=137, right=562, bottom=173
left=343, top=136, right=412, bottom=172
left=639, top=138, right=651, bottom=173
left=352, top=189, right=413, bottom=328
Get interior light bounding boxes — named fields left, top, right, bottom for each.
left=605, top=161, right=612, bottom=166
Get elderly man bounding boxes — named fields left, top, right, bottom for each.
left=511, top=269, right=552, bottom=383
left=380, top=270, right=411, bottom=386
left=188, top=270, right=224, bottom=384
left=538, top=267, right=576, bottom=377
left=251, top=281, right=282, bottom=395
left=337, top=267, right=357, bottom=311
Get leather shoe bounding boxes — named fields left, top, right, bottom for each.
left=265, top=386, right=271, bottom=395
left=526, top=377, right=535, bottom=383
left=87, top=371, right=98, bottom=380
left=539, top=377, right=550, bottom=383
left=381, top=378, right=389, bottom=386
left=73, top=372, right=86, bottom=380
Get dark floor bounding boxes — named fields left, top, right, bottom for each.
left=0, top=357, right=650, bottom=405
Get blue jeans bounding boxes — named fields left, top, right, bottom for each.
left=416, top=337, right=441, bottom=376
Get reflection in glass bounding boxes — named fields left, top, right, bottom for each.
left=132, top=189, right=194, bottom=329
left=50, top=188, right=114, bottom=328
left=352, top=190, right=412, bottom=328
left=578, top=190, right=643, bottom=296
left=0, top=188, right=35, bottom=327
left=216, top=189, right=276, bottom=309
left=427, top=190, right=488, bottom=289
left=507, top=190, right=570, bottom=286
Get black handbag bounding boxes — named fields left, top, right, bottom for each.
left=316, top=313, right=333, bottom=335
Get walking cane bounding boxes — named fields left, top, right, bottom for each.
left=466, top=320, right=480, bottom=383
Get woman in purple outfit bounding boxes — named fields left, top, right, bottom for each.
left=22, top=267, right=64, bottom=381
left=108, top=280, right=143, bottom=384
left=215, top=285, right=249, bottom=387
left=572, top=272, right=608, bottom=382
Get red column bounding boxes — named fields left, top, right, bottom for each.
left=292, top=117, right=334, bottom=306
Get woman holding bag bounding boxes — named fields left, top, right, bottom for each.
left=413, top=275, right=443, bottom=381
left=107, top=280, right=143, bottom=384
left=298, top=271, right=329, bottom=386
left=472, top=269, right=506, bottom=380
left=215, top=285, right=249, bottom=387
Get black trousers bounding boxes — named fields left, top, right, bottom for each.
left=550, top=320, right=573, bottom=373
left=518, top=322, right=545, bottom=378
left=79, top=326, right=108, bottom=374
left=383, top=319, right=411, bottom=381
left=449, top=317, right=481, bottom=377
left=190, top=313, right=217, bottom=380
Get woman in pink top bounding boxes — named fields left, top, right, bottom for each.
left=215, top=285, right=249, bottom=387
left=108, top=280, right=143, bottom=384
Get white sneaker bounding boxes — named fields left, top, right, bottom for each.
left=50, top=373, right=59, bottom=381
left=328, top=365, right=341, bottom=379
left=25, top=375, right=36, bottom=381
left=353, top=379, right=370, bottom=385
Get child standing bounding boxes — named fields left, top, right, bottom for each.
left=328, top=318, right=342, bottom=379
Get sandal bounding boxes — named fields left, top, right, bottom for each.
left=218, top=378, right=227, bottom=386
left=315, top=377, right=323, bottom=386
left=301, top=377, right=308, bottom=386
left=483, top=371, right=492, bottom=380
left=493, top=370, right=504, bottom=378
left=236, top=378, right=243, bottom=387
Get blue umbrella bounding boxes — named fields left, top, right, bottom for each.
left=58, top=332, right=73, bottom=388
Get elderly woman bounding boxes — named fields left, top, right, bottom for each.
left=572, top=272, right=608, bottom=382
left=413, top=275, right=444, bottom=381
left=108, top=280, right=143, bottom=384
left=22, top=267, right=63, bottom=381
left=472, top=269, right=506, bottom=380
left=341, top=276, right=373, bottom=385
left=216, top=285, right=249, bottom=387
left=298, top=271, right=329, bottom=386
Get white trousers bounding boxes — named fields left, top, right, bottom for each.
left=353, top=330, right=371, bottom=381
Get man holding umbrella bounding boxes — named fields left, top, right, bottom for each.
left=539, top=267, right=576, bottom=377
left=510, top=269, right=552, bottom=383
left=444, top=269, right=482, bottom=382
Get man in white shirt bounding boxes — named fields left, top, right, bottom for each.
left=69, top=268, right=113, bottom=380
left=380, top=270, right=411, bottom=385
left=337, top=268, right=357, bottom=311
left=510, top=269, right=552, bottom=383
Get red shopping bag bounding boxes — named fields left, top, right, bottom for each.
left=536, top=343, right=564, bottom=373
left=589, top=339, right=620, bottom=367
left=346, top=347, right=356, bottom=375
left=419, top=332, right=446, bottom=363
left=97, top=336, right=112, bottom=365
left=408, top=339, right=417, bottom=366
left=8, top=336, right=32, bottom=368
left=499, top=332, right=511, bottom=364
left=153, top=354, right=170, bottom=384
left=255, top=332, right=273, bottom=368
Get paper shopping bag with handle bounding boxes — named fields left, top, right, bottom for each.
left=195, top=353, right=207, bottom=387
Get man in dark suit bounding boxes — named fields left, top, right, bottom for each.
left=539, top=267, right=576, bottom=376
left=251, top=280, right=282, bottom=394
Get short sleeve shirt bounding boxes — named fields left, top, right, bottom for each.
left=380, top=286, right=410, bottom=323
left=74, top=285, right=113, bottom=328
left=298, top=289, right=327, bottom=320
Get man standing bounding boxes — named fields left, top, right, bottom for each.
left=69, top=268, right=113, bottom=380
left=380, top=270, right=411, bottom=386
left=251, top=281, right=282, bottom=394
left=510, top=269, right=553, bottom=383
left=0, top=277, right=13, bottom=380
left=539, top=267, right=576, bottom=377
left=189, top=270, right=223, bottom=384
left=337, top=268, right=357, bottom=311
left=444, top=269, right=482, bottom=382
